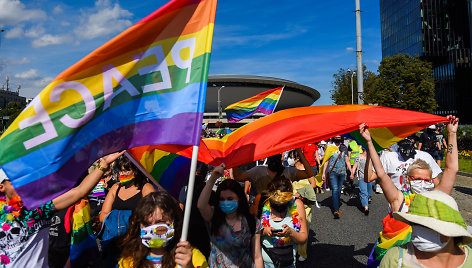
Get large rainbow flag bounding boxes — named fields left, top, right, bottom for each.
left=0, top=0, right=217, bottom=209
left=65, top=199, right=99, bottom=268
left=225, top=86, right=283, bottom=122
left=127, top=146, right=191, bottom=198
left=157, top=105, right=447, bottom=168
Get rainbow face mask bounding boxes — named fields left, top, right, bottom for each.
left=119, top=174, right=134, bottom=185
left=140, top=223, right=175, bottom=248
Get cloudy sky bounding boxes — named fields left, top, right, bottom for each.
left=0, top=0, right=382, bottom=105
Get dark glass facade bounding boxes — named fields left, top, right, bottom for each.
left=380, top=0, right=472, bottom=123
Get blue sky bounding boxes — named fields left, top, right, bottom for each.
left=0, top=0, right=382, bottom=105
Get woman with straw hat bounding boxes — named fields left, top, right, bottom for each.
left=380, top=190, right=472, bottom=267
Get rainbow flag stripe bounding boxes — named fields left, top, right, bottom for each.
left=367, top=214, right=412, bottom=267
left=225, top=87, right=283, bottom=122
left=128, top=146, right=191, bottom=198
left=157, top=105, right=447, bottom=168
left=0, top=0, right=217, bottom=209
left=67, top=199, right=99, bottom=268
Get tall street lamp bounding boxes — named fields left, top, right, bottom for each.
left=347, top=69, right=356, bottom=104
left=217, top=85, right=225, bottom=119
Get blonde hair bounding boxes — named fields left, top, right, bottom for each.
left=407, top=159, right=432, bottom=177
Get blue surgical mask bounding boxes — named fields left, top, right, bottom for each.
left=219, top=200, right=238, bottom=214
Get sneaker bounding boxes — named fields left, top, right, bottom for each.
left=326, top=188, right=330, bottom=191
left=368, top=196, right=372, bottom=203
left=375, top=185, right=383, bottom=194
left=298, top=256, right=307, bottom=262
left=333, top=211, right=340, bottom=219
left=364, top=207, right=369, bottom=216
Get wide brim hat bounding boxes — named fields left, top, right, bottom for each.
left=393, top=190, right=472, bottom=245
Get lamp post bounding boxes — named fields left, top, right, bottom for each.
left=347, top=69, right=356, bottom=104
left=217, top=85, right=225, bottom=119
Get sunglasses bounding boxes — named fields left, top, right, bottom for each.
left=407, top=175, right=434, bottom=183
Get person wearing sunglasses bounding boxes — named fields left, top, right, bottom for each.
left=359, top=115, right=460, bottom=267
left=118, top=191, right=208, bottom=268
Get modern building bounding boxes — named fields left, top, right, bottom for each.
left=0, top=89, right=26, bottom=109
left=205, top=75, right=320, bottom=128
left=380, top=0, right=472, bottom=123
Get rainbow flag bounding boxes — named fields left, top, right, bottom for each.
left=65, top=199, right=99, bottom=268
left=225, top=86, right=283, bottom=122
left=367, top=213, right=412, bottom=267
left=128, top=146, right=191, bottom=198
left=0, top=0, right=217, bottom=209
left=157, top=105, right=447, bottom=168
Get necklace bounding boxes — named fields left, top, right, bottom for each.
left=262, top=199, right=300, bottom=247
left=0, top=196, right=23, bottom=224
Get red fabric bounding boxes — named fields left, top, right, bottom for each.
left=302, top=143, right=318, bottom=166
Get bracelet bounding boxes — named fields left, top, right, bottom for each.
left=97, top=162, right=109, bottom=172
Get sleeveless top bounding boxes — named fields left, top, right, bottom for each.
left=111, top=183, right=143, bottom=211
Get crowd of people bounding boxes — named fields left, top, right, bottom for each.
left=0, top=115, right=470, bottom=267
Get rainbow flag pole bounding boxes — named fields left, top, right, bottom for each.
left=124, top=152, right=167, bottom=193
left=180, top=146, right=200, bottom=243
left=271, top=85, right=285, bottom=114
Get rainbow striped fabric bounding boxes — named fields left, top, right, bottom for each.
left=367, top=213, right=412, bottom=267
left=0, top=0, right=217, bottom=209
left=157, top=105, right=447, bottom=168
left=225, top=86, right=283, bottom=122
left=128, top=146, right=191, bottom=198
left=66, top=199, right=99, bottom=268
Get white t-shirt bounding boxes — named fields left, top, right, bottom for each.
left=379, top=150, right=442, bottom=190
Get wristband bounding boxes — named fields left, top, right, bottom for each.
left=97, top=162, right=109, bottom=172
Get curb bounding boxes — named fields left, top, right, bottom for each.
left=457, top=171, right=472, bottom=178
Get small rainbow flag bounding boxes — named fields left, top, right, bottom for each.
left=225, top=86, right=283, bottom=122
left=0, top=0, right=217, bottom=209
left=128, top=146, right=191, bottom=198
left=65, top=199, right=99, bottom=268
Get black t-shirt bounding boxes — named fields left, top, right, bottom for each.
left=48, top=208, right=71, bottom=249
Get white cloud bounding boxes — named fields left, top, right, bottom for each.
left=74, top=0, right=133, bottom=40
left=5, top=25, right=24, bottom=38
left=345, top=47, right=355, bottom=52
left=0, top=0, right=46, bottom=26
left=32, top=34, right=70, bottom=47
left=11, top=57, right=30, bottom=65
left=61, top=21, right=70, bottom=27
left=33, top=76, right=53, bottom=88
left=25, top=25, right=45, bottom=38
left=53, top=5, right=63, bottom=15
left=14, top=69, right=39, bottom=79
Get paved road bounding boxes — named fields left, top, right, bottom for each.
left=297, top=175, right=472, bottom=267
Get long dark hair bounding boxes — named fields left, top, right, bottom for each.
left=119, top=191, right=182, bottom=268
left=115, top=155, right=148, bottom=189
left=267, top=154, right=284, bottom=176
left=211, top=179, right=255, bottom=236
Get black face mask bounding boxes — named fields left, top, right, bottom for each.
left=270, top=202, right=288, bottom=213
left=397, top=139, right=416, bottom=160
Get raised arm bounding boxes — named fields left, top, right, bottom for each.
left=435, top=116, right=459, bottom=194
left=197, top=163, right=225, bottom=222
left=53, top=151, right=125, bottom=211
left=232, top=165, right=250, bottom=182
left=359, top=124, right=403, bottom=211
left=295, top=148, right=314, bottom=180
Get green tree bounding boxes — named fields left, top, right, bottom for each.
left=1, top=102, right=25, bottom=129
left=330, top=66, right=378, bottom=104
left=370, top=54, right=437, bottom=113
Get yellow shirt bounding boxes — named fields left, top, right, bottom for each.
left=118, top=248, right=209, bottom=268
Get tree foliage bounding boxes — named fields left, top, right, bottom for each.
left=330, top=65, right=377, bottom=105
left=370, top=54, right=437, bottom=113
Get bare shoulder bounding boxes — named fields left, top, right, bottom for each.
left=142, top=183, right=156, bottom=195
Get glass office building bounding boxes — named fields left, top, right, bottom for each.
left=380, top=0, right=472, bottom=123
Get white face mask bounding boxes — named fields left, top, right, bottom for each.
left=411, top=224, right=450, bottom=252
left=409, top=179, right=434, bottom=193
left=287, top=158, right=296, bottom=166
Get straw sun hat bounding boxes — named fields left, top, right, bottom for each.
left=393, top=190, right=472, bottom=245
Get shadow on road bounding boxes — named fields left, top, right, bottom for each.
left=454, top=186, right=472, bottom=196
left=296, top=243, right=374, bottom=268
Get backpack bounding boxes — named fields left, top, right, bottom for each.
left=421, top=133, right=437, bottom=152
